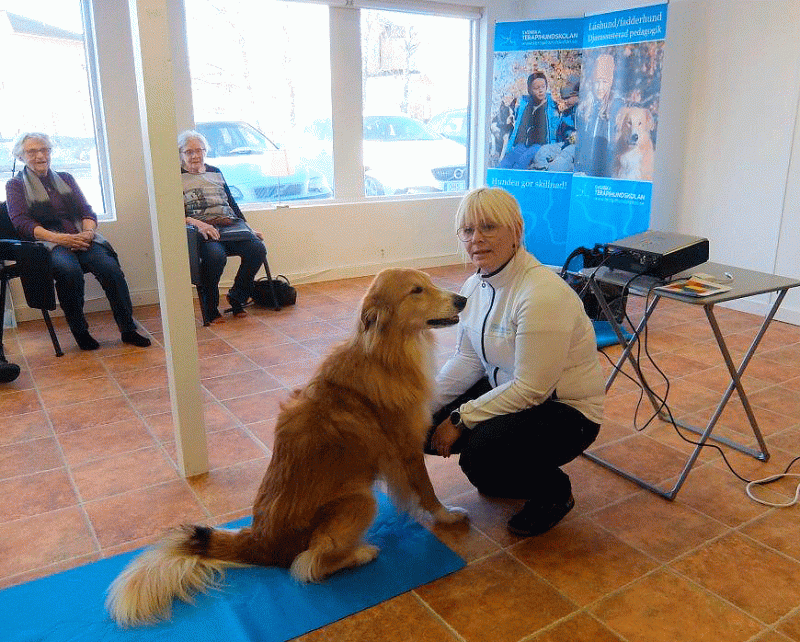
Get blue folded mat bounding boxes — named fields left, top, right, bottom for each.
left=1, top=492, right=464, bottom=642
left=593, top=319, right=633, bottom=348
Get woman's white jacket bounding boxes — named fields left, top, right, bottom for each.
left=435, top=249, right=605, bottom=427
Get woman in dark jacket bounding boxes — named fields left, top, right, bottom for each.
left=178, top=129, right=267, bottom=325
left=5, top=132, right=150, bottom=351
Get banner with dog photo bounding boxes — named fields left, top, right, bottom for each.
left=486, top=4, right=668, bottom=266
left=565, top=3, right=668, bottom=257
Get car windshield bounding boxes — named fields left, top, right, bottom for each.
left=307, top=119, right=333, bottom=141
left=430, top=111, right=465, bottom=132
left=196, top=122, right=279, bottom=157
left=363, top=117, right=440, bottom=142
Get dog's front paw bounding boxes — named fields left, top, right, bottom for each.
left=290, top=550, right=321, bottom=582
left=351, top=544, right=379, bottom=567
left=433, top=505, right=469, bottom=525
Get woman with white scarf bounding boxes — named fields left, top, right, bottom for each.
left=5, top=132, right=150, bottom=351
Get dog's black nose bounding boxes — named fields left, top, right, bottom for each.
left=453, top=294, right=467, bottom=311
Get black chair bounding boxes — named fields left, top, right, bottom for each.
left=186, top=224, right=211, bottom=326
left=186, top=224, right=280, bottom=327
left=0, top=202, right=64, bottom=359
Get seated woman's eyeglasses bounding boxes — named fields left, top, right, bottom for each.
left=24, top=147, right=51, bottom=157
left=457, top=222, right=499, bottom=242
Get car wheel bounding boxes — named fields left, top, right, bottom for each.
left=364, top=176, right=384, bottom=196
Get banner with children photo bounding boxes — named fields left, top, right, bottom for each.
left=486, top=4, right=668, bottom=267
left=487, top=17, right=583, bottom=266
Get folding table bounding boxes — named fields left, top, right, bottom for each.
left=583, top=261, right=800, bottom=500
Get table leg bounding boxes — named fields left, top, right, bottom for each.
left=657, top=293, right=785, bottom=462
left=585, top=282, right=684, bottom=498
left=590, top=280, right=660, bottom=400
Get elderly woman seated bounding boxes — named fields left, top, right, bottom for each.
left=4, top=132, right=150, bottom=351
left=178, top=130, right=267, bottom=325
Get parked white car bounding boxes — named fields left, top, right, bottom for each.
left=298, top=115, right=467, bottom=196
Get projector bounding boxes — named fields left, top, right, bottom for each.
left=604, top=230, right=709, bottom=279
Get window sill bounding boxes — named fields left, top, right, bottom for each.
left=237, top=190, right=466, bottom=213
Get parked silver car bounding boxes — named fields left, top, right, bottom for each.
left=195, top=121, right=332, bottom=204
left=428, top=108, right=468, bottom=147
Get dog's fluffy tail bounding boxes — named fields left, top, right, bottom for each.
left=106, top=525, right=261, bottom=626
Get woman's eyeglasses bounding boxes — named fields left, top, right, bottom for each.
left=457, top=222, right=500, bottom=242
left=23, top=147, right=51, bottom=157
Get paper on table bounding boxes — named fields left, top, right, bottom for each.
left=655, top=276, right=732, bottom=297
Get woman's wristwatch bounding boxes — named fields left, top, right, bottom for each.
left=449, top=409, right=464, bottom=428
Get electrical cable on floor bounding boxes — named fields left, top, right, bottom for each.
left=598, top=278, right=800, bottom=507
left=745, top=457, right=800, bottom=507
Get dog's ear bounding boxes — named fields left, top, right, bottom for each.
left=615, top=108, right=627, bottom=132
left=646, top=109, right=654, bottom=130
left=360, top=299, right=390, bottom=333
left=360, top=303, right=378, bottom=332
left=359, top=299, right=392, bottom=352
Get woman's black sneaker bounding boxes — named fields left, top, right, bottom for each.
left=507, top=493, right=575, bottom=536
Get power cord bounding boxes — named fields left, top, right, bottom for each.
left=745, top=457, right=800, bottom=507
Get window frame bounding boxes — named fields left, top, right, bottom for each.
left=329, top=1, right=482, bottom=203
left=185, top=0, right=485, bottom=209
left=0, top=1, right=114, bottom=220
left=81, top=0, right=116, bottom=221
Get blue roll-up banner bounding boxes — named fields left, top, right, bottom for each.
left=487, top=4, right=668, bottom=267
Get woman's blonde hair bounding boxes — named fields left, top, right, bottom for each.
left=455, top=187, right=524, bottom=249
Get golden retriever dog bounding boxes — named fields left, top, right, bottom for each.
left=613, top=105, right=655, bottom=181
left=106, top=268, right=469, bottom=626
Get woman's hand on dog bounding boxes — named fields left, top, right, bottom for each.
left=431, top=418, right=463, bottom=457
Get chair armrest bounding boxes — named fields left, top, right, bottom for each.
left=0, top=239, right=57, bottom=311
left=0, top=238, right=26, bottom=262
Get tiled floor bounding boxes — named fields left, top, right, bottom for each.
left=2, top=263, right=800, bottom=641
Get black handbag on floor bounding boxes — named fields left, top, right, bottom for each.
left=252, top=274, right=296, bottom=308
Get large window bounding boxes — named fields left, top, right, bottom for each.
left=360, top=9, right=471, bottom=197
left=185, top=0, right=334, bottom=204
left=0, top=0, right=110, bottom=217
left=184, top=0, right=476, bottom=205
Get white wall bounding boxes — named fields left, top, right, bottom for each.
left=668, top=1, right=800, bottom=324
left=526, top=0, right=800, bottom=324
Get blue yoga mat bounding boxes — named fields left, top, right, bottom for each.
left=1, top=492, right=464, bottom=642
left=593, top=319, right=633, bottom=349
